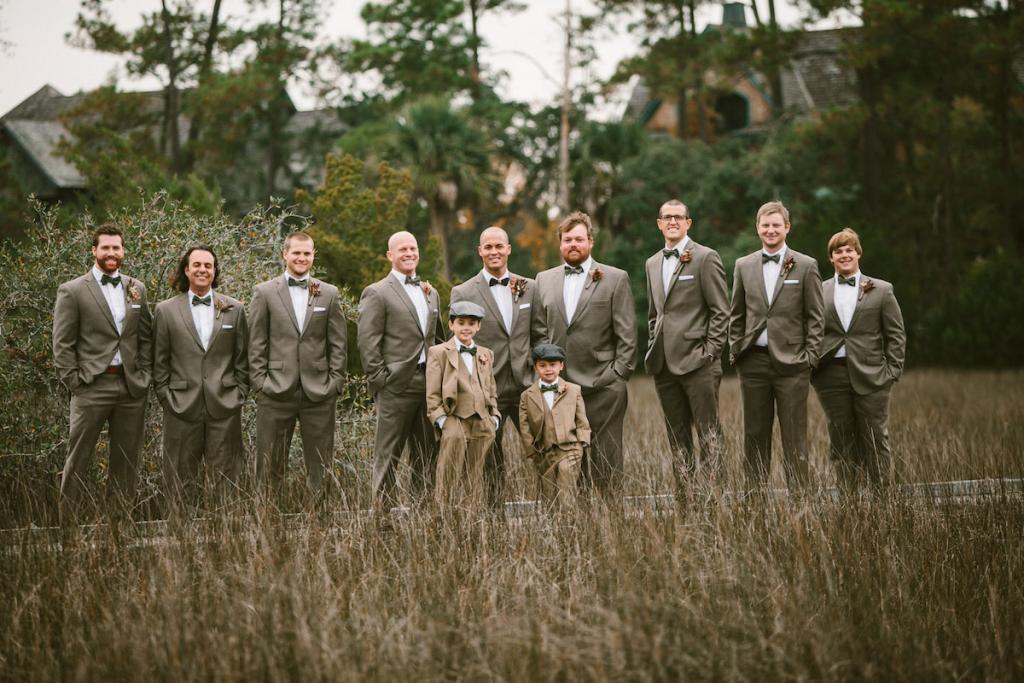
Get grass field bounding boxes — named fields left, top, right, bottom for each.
left=1, top=369, right=1022, bottom=680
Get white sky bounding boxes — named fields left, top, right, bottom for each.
left=0, top=0, right=821, bottom=117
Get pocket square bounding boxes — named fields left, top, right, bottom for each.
left=677, top=275, right=695, bottom=281
left=130, top=304, right=142, bottom=309
left=313, top=306, right=327, bottom=312
left=519, top=303, right=531, bottom=309
left=223, top=324, right=233, bottom=329
left=784, top=279, right=800, bottom=284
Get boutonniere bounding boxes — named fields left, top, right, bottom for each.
left=859, top=278, right=875, bottom=301
left=214, top=298, right=233, bottom=320
left=307, top=281, right=320, bottom=305
left=782, top=255, right=796, bottom=277
left=421, top=281, right=433, bottom=296
left=510, top=276, right=527, bottom=302
left=127, top=283, right=141, bottom=303
left=680, top=249, right=693, bottom=265
left=590, top=267, right=604, bottom=283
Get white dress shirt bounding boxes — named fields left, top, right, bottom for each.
left=563, top=256, right=593, bottom=323
left=755, top=245, right=787, bottom=347
left=662, top=236, right=691, bottom=295
left=189, top=290, right=216, bottom=351
left=392, top=270, right=429, bottom=362
left=458, top=342, right=476, bottom=376
left=833, top=271, right=860, bottom=358
left=284, top=273, right=309, bottom=333
left=483, top=269, right=513, bottom=333
left=540, top=379, right=559, bottom=410
left=92, top=265, right=125, bottom=366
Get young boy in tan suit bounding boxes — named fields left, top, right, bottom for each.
left=518, top=343, right=591, bottom=508
left=426, top=301, right=500, bottom=508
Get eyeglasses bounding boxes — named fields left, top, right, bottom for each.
left=658, top=215, right=690, bottom=222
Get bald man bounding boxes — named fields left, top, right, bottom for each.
left=357, top=232, right=447, bottom=507
left=449, top=227, right=544, bottom=507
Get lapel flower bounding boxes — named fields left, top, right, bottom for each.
left=127, top=283, right=141, bottom=303
left=589, top=266, right=604, bottom=283
left=421, top=281, right=433, bottom=297
left=510, top=276, right=527, bottom=303
left=680, top=249, right=693, bottom=265
left=214, top=298, right=233, bottom=320
left=307, top=281, right=321, bottom=305
left=859, top=278, right=875, bottom=301
left=782, top=255, right=796, bottom=277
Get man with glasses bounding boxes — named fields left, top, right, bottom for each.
left=645, top=200, right=729, bottom=491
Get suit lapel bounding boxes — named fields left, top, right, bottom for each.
left=387, top=274, right=422, bottom=334
left=475, top=273, right=507, bottom=335
left=649, top=256, right=666, bottom=313
left=570, top=263, right=600, bottom=327
left=175, top=294, right=204, bottom=350
left=664, top=240, right=694, bottom=301
left=551, top=268, right=569, bottom=327
left=848, top=276, right=869, bottom=329
left=299, top=278, right=317, bottom=337
left=508, top=273, right=524, bottom=333
left=275, top=276, right=301, bottom=333
left=83, top=273, right=118, bottom=333
left=823, top=278, right=843, bottom=330
left=206, top=293, right=227, bottom=352
left=768, top=256, right=786, bottom=311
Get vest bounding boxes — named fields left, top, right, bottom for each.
left=452, top=354, right=489, bottom=419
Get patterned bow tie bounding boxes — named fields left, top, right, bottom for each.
left=459, top=345, right=476, bottom=356
left=762, top=253, right=781, bottom=264
left=192, top=295, right=212, bottom=307
left=838, top=275, right=857, bottom=287
left=564, top=264, right=584, bottom=275
left=540, top=383, right=559, bottom=393
left=405, top=275, right=422, bottom=286
left=100, top=274, right=121, bottom=287
left=287, top=277, right=308, bottom=288
left=489, top=276, right=510, bottom=287
left=662, top=248, right=679, bottom=259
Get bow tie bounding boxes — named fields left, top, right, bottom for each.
left=192, top=295, right=212, bottom=307
left=662, top=248, right=679, bottom=259
left=762, top=253, right=781, bottom=264
left=287, top=277, right=308, bottom=288
left=838, top=276, right=857, bottom=287
left=458, top=345, right=476, bottom=356
left=100, top=274, right=121, bottom=287
left=489, top=276, right=510, bottom=287
left=405, top=275, right=421, bottom=286
left=564, top=264, right=584, bottom=276
left=540, top=382, right=559, bottom=393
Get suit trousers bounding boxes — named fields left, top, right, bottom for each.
left=536, top=444, right=583, bottom=509
left=162, top=405, right=243, bottom=511
left=255, top=387, right=336, bottom=495
left=435, top=415, right=495, bottom=509
left=812, top=360, right=893, bottom=487
left=487, top=365, right=526, bottom=507
left=581, top=379, right=629, bottom=494
left=654, top=361, right=725, bottom=486
left=371, top=371, right=437, bottom=507
left=61, top=373, right=146, bottom=522
left=737, top=349, right=811, bottom=489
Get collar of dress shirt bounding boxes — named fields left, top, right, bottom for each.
left=482, top=269, right=510, bottom=283
left=391, top=269, right=418, bottom=286
left=762, top=244, right=788, bottom=261
left=835, top=271, right=861, bottom=285
left=665, top=236, right=691, bottom=253
left=539, top=379, right=559, bottom=389
left=189, top=289, right=215, bottom=303
left=562, top=256, right=593, bottom=275
left=92, top=265, right=121, bottom=284
left=283, top=272, right=308, bottom=284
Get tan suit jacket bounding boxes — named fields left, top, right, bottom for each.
left=357, top=275, right=447, bottom=396
left=645, top=240, right=729, bottom=375
left=449, top=272, right=543, bottom=392
left=52, top=271, right=152, bottom=398
left=729, top=249, right=825, bottom=371
left=425, top=338, right=500, bottom=424
left=818, top=275, right=906, bottom=394
left=518, top=381, right=591, bottom=458
left=153, top=292, right=250, bottom=421
left=248, top=275, right=347, bottom=402
left=535, top=262, right=636, bottom=390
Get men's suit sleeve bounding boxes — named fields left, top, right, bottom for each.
left=248, top=286, right=269, bottom=393
left=574, top=390, right=592, bottom=446
left=425, top=346, right=447, bottom=425
left=432, top=290, right=448, bottom=344
left=881, top=286, right=906, bottom=381
left=233, top=305, right=251, bottom=397
left=136, top=282, right=153, bottom=386
left=803, top=259, right=825, bottom=368
left=645, top=260, right=657, bottom=340
left=531, top=277, right=548, bottom=344
left=357, top=286, right=388, bottom=389
left=702, top=250, right=730, bottom=360
left=52, top=282, right=80, bottom=393
left=728, top=259, right=746, bottom=364
left=152, top=304, right=171, bottom=405
left=327, top=288, right=347, bottom=394
left=611, top=272, right=637, bottom=379
left=486, top=354, right=500, bottom=420
left=517, top=395, right=537, bottom=460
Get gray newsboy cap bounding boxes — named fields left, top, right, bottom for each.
left=448, top=301, right=486, bottom=320
left=531, top=343, right=566, bottom=362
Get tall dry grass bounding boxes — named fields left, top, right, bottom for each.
left=1, top=369, right=1022, bottom=680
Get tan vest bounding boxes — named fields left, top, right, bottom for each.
left=452, top=355, right=489, bottom=419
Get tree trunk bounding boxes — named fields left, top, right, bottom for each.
left=430, top=197, right=451, bottom=280
left=686, top=2, right=708, bottom=142
left=766, top=0, right=784, bottom=117
left=558, top=0, right=571, bottom=214
left=160, top=0, right=182, bottom=171
left=467, top=0, right=482, bottom=101
left=183, top=0, right=223, bottom=171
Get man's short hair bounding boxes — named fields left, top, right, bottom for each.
left=556, top=211, right=595, bottom=241
left=283, top=230, right=314, bottom=251
left=92, top=223, right=124, bottom=247
left=659, top=199, right=689, bottom=218
left=756, top=201, right=790, bottom=225
left=171, top=244, right=220, bottom=293
left=827, top=228, right=863, bottom=257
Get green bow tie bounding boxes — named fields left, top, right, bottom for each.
left=540, top=383, right=559, bottom=393
left=100, top=274, right=121, bottom=287
left=288, top=277, right=308, bottom=288
left=838, top=276, right=857, bottom=287
left=192, top=295, right=212, bottom=306
left=405, top=275, right=422, bottom=286
left=761, top=253, right=780, bottom=264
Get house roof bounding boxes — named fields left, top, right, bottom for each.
left=2, top=119, right=86, bottom=189
left=780, top=28, right=859, bottom=111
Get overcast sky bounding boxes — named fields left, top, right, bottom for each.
left=0, top=0, right=817, bottom=117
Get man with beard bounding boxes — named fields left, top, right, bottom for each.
left=535, top=212, right=636, bottom=495
left=52, top=223, right=152, bottom=524
left=449, top=226, right=543, bottom=507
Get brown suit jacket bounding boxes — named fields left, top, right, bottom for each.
left=425, top=338, right=500, bottom=424
left=817, top=275, right=906, bottom=394
left=645, top=239, right=729, bottom=375
left=248, top=275, right=347, bottom=402
left=52, top=271, right=152, bottom=398
left=518, top=381, right=591, bottom=458
left=449, top=271, right=543, bottom=393
left=729, top=248, right=825, bottom=371
left=535, top=261, right=636, bottom=390
left=357, top=274, right=447, bottom=396
left=153, top=292, right=250, bottom=421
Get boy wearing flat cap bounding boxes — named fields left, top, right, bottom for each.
left=426, top=301, right=500, bottom=508
left=518, top=343, right=591, bottom=508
